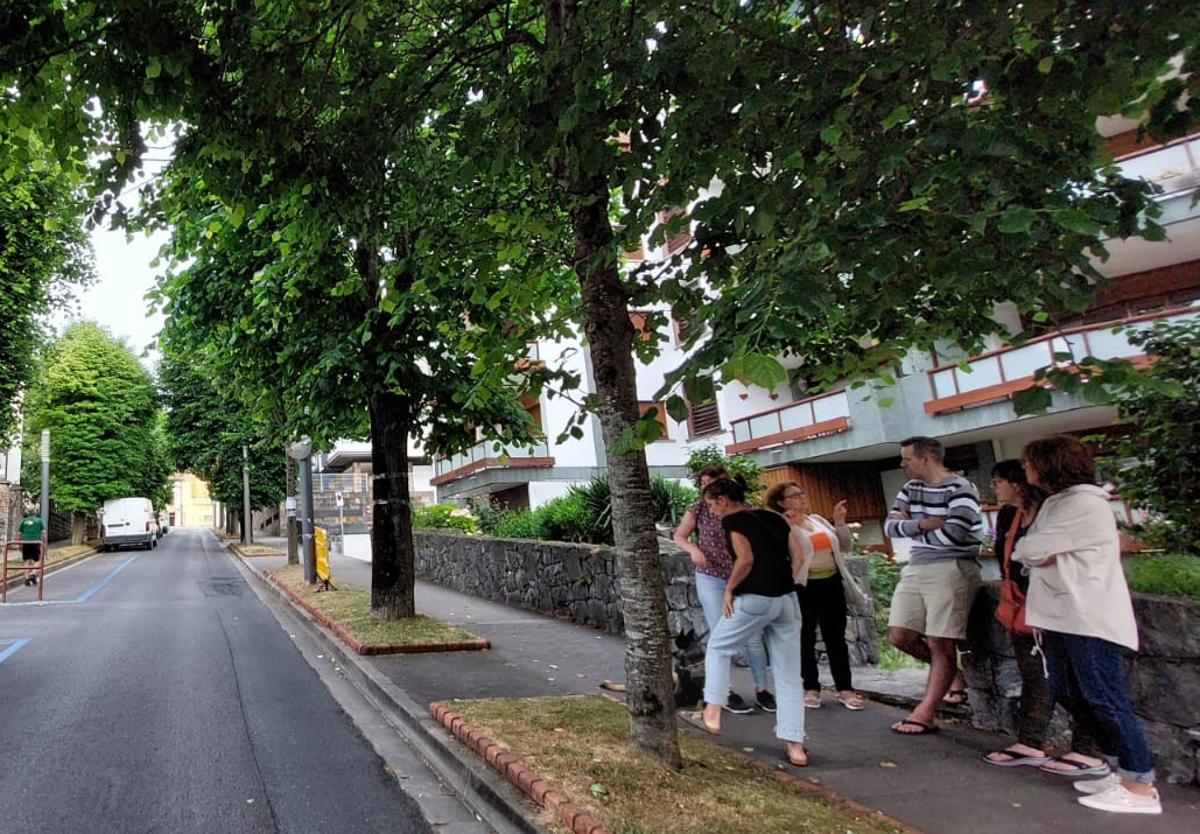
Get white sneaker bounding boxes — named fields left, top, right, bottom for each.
left=1077, top=784, right=1162, bottom=815
left=1073, top=774, right=1120, bottom=794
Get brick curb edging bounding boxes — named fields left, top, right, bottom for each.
left=431, top=702, right=611, bottom=834
left=260, top=570, right=491, bottom=655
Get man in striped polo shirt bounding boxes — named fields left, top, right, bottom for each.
left=884, top=436, right=983, bottom=735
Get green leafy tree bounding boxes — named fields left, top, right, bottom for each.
left=0, top=130, right=93, bottom=441
left=1103, top=319, right=1200, bottom=555
left=158, top=351, right=285, bottom=536
left=21, top=323, right=170, bottom=539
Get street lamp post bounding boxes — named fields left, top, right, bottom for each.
left=40, top=429, right=49, bottom=541
left=288, top=438, right=316, bottom=584
left=242, top=445, right=253, bottom=545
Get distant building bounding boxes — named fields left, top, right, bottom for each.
left=170, top=472, right=214, bottom=528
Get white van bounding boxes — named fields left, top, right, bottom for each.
left=100, top=497, right=157, bottom=551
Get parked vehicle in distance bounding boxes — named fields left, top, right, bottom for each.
left=100, top=497, right=157, bottom=551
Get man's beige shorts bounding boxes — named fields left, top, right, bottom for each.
left=888, top=559, right=982, bottom=640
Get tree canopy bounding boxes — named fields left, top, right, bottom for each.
left=21, top=322, right=172, bottom=512
left=158, top=350, right=285, bottom=513
left=0, top=128, right=94, bottom=442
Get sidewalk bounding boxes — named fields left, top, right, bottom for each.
left=240, top=547, right=1198, bottom=834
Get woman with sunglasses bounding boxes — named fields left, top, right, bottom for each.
left=764, top=481, right=867, bottom=711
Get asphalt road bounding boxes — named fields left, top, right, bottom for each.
left=0, top=528, right=436, bottom=834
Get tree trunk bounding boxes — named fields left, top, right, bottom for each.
left=368, top=388, right=416, bottom=618
left=285, top=447, right=299, bottom=565
left=568, top=178, right=682, bottom=768
left=71, top=511, right=85, bottom=545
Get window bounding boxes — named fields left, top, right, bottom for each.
left=638, top=402, right=670, bottom=441
left=687, top=398, right=722, bottom=439
left=657, top=207, right=693, bottom=256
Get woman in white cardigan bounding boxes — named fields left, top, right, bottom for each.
left=1013, top=435, right=1160, bottom=816
left=765, top=481, right=867, bottom=710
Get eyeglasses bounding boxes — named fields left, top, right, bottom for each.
left=784, top=490, right=806, bottom=499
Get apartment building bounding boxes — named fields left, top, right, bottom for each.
left=433, top=122, right=1200, bottom=553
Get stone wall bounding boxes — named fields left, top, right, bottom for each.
left=963, top=585, right=1200, bottom=786
left=413, top=531, right=878, bottom=697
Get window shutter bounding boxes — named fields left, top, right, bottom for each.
left=687, top=399, right=722, bottom=438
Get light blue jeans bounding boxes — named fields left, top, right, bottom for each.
left=695, top=572, right=769, bottom=692
left=703, top=592, right=805, bottom=743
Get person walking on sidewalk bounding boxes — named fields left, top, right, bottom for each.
left=696, top=476, right=808, bottom=766
left=1014, top=435, right=1161, bottom=816
left=19, top=507, right=44, bottom=587
left=674, top=465, right=775, bottom=714
left=765, top=481, right=867, bottom=711
left=883, top=436, right=983, bottom=736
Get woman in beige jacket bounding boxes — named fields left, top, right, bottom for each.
left=1013, top=435, right=1159, bottom=816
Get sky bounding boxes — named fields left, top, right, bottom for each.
left=53, top=150, right=173, bottom=370
left=57, top=226, right=170, bottom=368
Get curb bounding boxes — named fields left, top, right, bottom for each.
left=230, top=554, right=543, bottom=834
left=432, top=702, right=611, bottom=834
left=260, top=570, right=491, bottom=656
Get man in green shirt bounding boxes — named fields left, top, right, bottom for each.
left=18, top=510, right=44, bottom=586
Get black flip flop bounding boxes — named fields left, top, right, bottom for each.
left=891, top=718, right=938, bottom=735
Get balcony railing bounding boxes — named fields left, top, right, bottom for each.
left=926, top=306, right=1198, bottom=414
left=726, top=390, right=852, bottom=454
left=432, top=438, right=554, bottom=486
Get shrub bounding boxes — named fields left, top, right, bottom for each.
left=685, top=444, right=764, bottom=494
left=411, top=502, right=477, bottom=534
left=492, top=508, right=542, bottom=540
left=534, top=492, right=594, bottom=543
left=1122, top=553, right=1200, bottom=601
left=469, top=496, right=507, bottom=536
left=653, top=476, right=698, bottom=525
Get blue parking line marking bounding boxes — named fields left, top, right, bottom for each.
left=0, top=638, right=31, bottom=664
left=73, top=553, right=140, bottom=603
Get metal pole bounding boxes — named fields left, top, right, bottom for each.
left=242, top=445, right=253, bottom=545
left=39, top=430, right=49, bottom=533
left=299, top=454, right=316, bottom=584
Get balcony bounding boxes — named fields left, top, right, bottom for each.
left=925, top=306, right=1198, bottom=415
left=726, top=390, right=852, bottom=455
left=431, top=439, right=554, bottom=486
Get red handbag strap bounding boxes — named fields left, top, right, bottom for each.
left=1002, top=508, right=1023, bottom=580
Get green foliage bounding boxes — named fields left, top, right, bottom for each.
left=0, top=129, right=93, bottom=442
left=491, top=508, right=544, bottom=541
left=1108, top=320, right=1200, bottom=556
left=158, top=350, right=284, bottom=511
left=20, top=323, right=170, bottom=512
left=685, top=446, right=764, bottom=495
left=866, top=554, right=926, bottom=670
left=478, top=476, right=695, bottom=545
left=411, top=503, right=478, bottom=535
left=1122, top=554, right=1200, bottom=601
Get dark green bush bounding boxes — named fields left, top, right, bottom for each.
left=686, top=444, right=764, bottom=494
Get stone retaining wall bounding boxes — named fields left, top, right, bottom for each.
left=413, top=531, right=878, bottom=696
left=963, top=585, right=1200, bottom=785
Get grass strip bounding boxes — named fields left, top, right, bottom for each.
left=447, top=695, right=910, bottom=834
left=235, top=543, right=286, bottom=556
left=267, top=564, right=484, bottom=648
left=1123, top=553, right=1200, bottom=601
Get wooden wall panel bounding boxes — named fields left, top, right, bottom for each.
left=762, top=462, right=888, bottom=522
